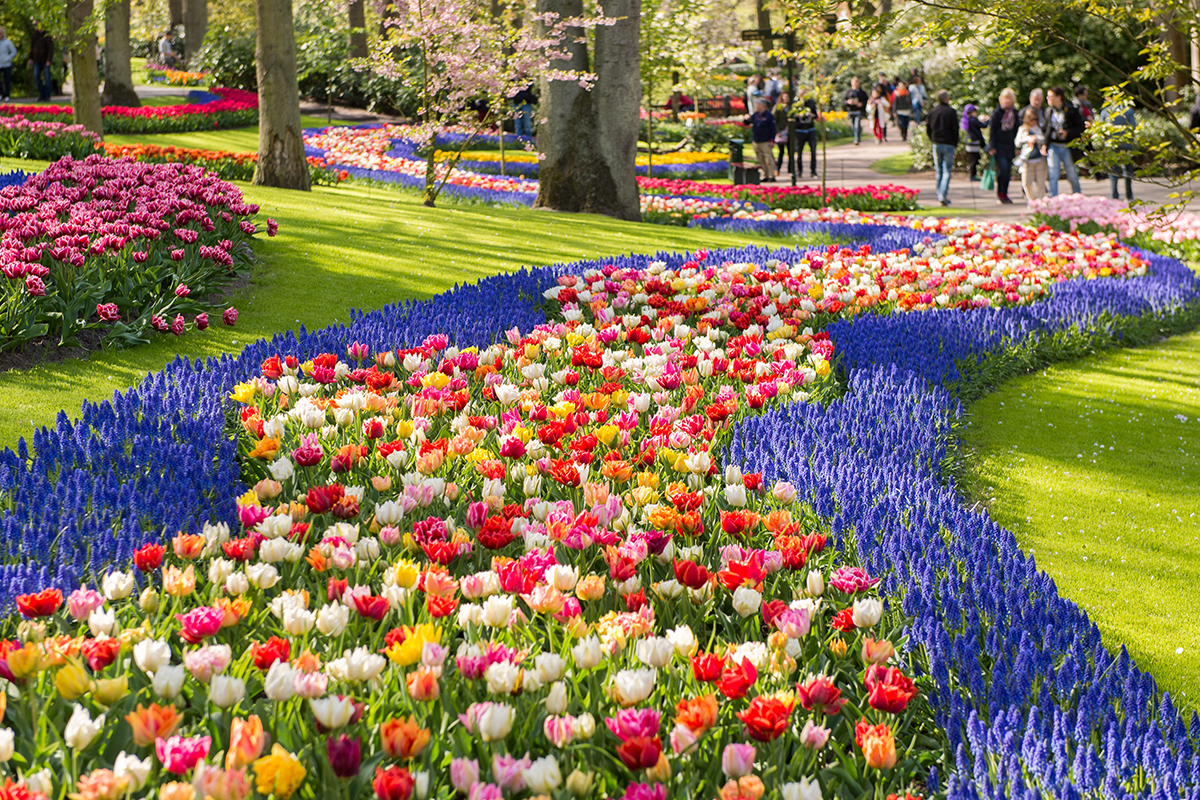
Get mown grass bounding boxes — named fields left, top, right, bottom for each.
left=961, top=331, right=1200, bottom=706
left=871, top=151, right=915, bottom=176
left=0, top=157, right=761, bottom=448
left=105, top=117, right=350, bottom=152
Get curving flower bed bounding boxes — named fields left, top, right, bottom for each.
left=0, top=215, right=1197, bottom=798
left=638, top=179, right=920, bottom=213
left=0, top=114, right=101, bottom=161
left=102, top=143, right=348, bottom=187
left=1028, top=193, right=1200, bottom=263
left=0, top=155, right=268, bottom=351
left=0, top=88, right=258, bottom=135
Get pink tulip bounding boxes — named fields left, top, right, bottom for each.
left=156, top=734, right=212, bottom=774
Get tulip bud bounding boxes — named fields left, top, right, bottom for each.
left=545, top=681, right=568, bottom=715
left=566, top=769, right=594, bottom=798
left=0, top=729, right=13, bottom=762
left=55, top=662, right=94, bottom=701
left=93, top=676, right=130, bottom=707
left=139, top=587, right=160, bottom=613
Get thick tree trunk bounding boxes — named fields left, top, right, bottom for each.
left=534, top=0, right=640, bottom=220
left=254, top=0, right=311, bottom=190
left=755, top=0, right=775, bottom=66
left=168, top=0, right=183, bottom=28
left=182, top=0, right=208, bottom=65
left=67, top=0, right=104, bottom=137
left=348, top=0, right=368, bottom=59
left=102, top=0, right=141, bottom=107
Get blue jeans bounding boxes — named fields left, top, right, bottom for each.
left=912, top=101, right=923, bottom=124
left=932, top=143, right=955, bottom=202
left=1109, top=164, right=1133, bottom=201
left=849, top=112, right=863, bottom=143
left=1047, top=143, right=1080, bottom=196
left=514, top=103, right=533, bottom=136
left=33, top=62, right=52, bottom=100
left=994, top=153, right=1013, bottom=198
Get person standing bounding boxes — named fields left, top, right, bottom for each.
left=843, top=77, right=868, bottom=145
left=773, top=91, right=792, bottom=173
left=961, top=104, right=987, bottom=181
left=867, top=86, right=891, bottom=143
left=745, top=75, right=764, bottom=113
left=1099, top=100, right=1136, bottom=201
left=1014, top=109, right=1048, bottom=201
left=764, top=71, right=783, bottom=105
left=892, top=82, right=912, bottom=141
left=749, top=97, right=778, bottom=182
left=0, top=28, right=16, bottom=102
left=28, top=25, right=53, bottom=101
left=926, top=89, right=958, bottom=206
left=909, top=74, right=927, bottom=124
left=791, top=86, right=820, bottom=178
left=987, top=87, right=1020, bottom=204
left=158, top=31, right=177, bottom=68
left=1074, top=86, right=1094, bottom=123
left=1019, top=88, right=1049, bottom=131
left=513, top=84, right=537, bottom=137
left=1045, top=85, right=1084, bottom=195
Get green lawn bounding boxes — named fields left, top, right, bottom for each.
left=870, top=151, right=915, bottom=176
left=138, top=94, right=192, bottom=107
left=106, top=116, right=349, bottom=152
left=961, top=331, right=1200, bottom=706
left=0, top=159, right=760, bottom=448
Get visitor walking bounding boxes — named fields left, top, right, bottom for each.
left=1014, top=108, right=1048, bottom=201
left=867, top=86, right=891, bottom=143
left=844, top=77, right=868, bottom=145
left=749, top=98, right=778, bottom=182
left=1074, top=85, right=1093, bottom=123
left=1045, top=85, right=1084, bottom=195
left=28, top=25, right=53, bottom=101
left=926, top=89, right=958, bottom=206
left=764, top=71, right=783, bottom=105
left=513, top=84, right=537, bottom=136
left=791, top=86, right=820, bottom=178
left=773, top=91, right=792, bottom=172
left=158, top=31, right=178, bottom=68
left=0, top=27, right=16, bottom=102
left=961, top=104, right=987, bottom=181
left=909, top=75, right=927, bottom=123
left=746, top=75, right=764, bottom=112
left=1100, top=100, right=1136, bottom=201
left=987, top=87, right=1020, bottom=204
left=1019, top=88, right=1050, bottom=131
left=893, top=82, right=912, bottom=141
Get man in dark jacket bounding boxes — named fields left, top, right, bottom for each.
left=843, top=77, right=868, bottom=145
left=748, top=98, right=778, bottom=182
left=926, top=90, right=959, bottom=205
left=1045, top=85, right=1084, bottom=195
left=28, top=25, right=54, bottom=101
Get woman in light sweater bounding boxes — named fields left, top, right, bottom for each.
left=1014, top=108, right=1048, bottom=200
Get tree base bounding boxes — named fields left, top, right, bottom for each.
left=101, top=81, right=142, bottom=107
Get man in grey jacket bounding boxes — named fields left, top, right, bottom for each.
left=0, top=28, right=17, bottom=102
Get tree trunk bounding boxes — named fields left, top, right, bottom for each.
left=254, top=0, right=311, bottom=190
left=348, top=0, right=368, bottom=59
left=168, top=0, right=183, bottom=28
left=67, top=0, right=104, bottom=137
left=182, top=0, right=208, bottom=66
left=669, top=69, right=681, bottom=122
left=534, top=0, right=640, bottom=220
left=102, top=0, right=141, bottom=107
left=755, top=0, right=775, bottom=66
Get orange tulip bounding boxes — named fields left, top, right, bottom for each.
left=172, top=533, right=206, bottom=560
left=163, top=565, right=196, bottom=597
left=856, top=720, right=896, bottom=769
left=227, top=715, right=267, bottom=770
left=380, top=717, right=430, bottom=760
left=406, top=667, right=440, bottom=702
left=125, top=703, right=182, bottom=747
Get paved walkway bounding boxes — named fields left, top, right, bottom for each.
left=775, top=140, right=1193, bottom=223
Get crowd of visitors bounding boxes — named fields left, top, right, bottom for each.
left=842, top=71, right=927, bottom=145
left=744, top=71, right=824, bottom=182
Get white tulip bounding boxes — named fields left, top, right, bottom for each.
left=0, top=729, right=13, bottom=762
left=572, top=712, right=596, bottom=740
left=246, top=563, right=280, bottom=589
left=23, top=770, right=52, bottom=797
left=328, top=647, right=386, bottom=683
left=534, top=653, right=566, bottom=683
left=152, top=665, right=186, bottom=700
left=209, top=675, right=245, bottom=709
left=666, top=624, right=697, bottom=657
left=87, top=607, right=116, bottom=637
left=207, top=558, right=235, bottom=586
left=481, top=595, right=514, bottom=628
left=852, top=598, right=882, bottom=628
left=611, top=669, right=656, bottom=707
left=64, top=704, right=105, bottom=750
left=133, top=638, right=171, bottom=674
left=268, top=457, right=295, bottom=481
left=723, top=483, right=748, bottom=508
left=102, top=571, right=134, bottom=601
left=317, top=604, right=350, bottom=637
left=224, top=572, right=250, bottom=596
left=264, top=661, right=298, bottom=702
left=806, top=570, right=825, bottom=597
left=113, top=751, right=152, bottom=790
left=477, top=703, right=515, bottom=742
left=485, top=662, right=522, bottom=695
left=283, top=606, right=316, bottom=636
left=545, top=681, right=569, bottom=715
left=782, top=777, right=823, bottom=800
left=571, top=637, right=602, bottom=670
left=732, top=585, right=763, bottom=618
left=523, top=756, right=562, bottom=794
left=635, top=636, right=674, bottom=668
left=310, top=695, right=354, bottom=729
left=543, top=565, right=578, bottom=592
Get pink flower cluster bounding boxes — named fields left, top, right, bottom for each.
left=1027, top=194, right=1200, bottom=246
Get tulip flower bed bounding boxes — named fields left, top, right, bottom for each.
left=0, top=88, right=258, bottom=135
left=102, top=143, right=349, bottom=186
left=144, top=64, right=212, bottom=86
left=1, top=213, right=1195, bottom=800
left=1028, top=194, right=1200, bottom=263
left=440, top=149, right=729, bottom=179
left=0, top=155, right=269, bottom=352
left=637, top=180, right=921, bottom=213
left=0, top=114, right=102, bottom=161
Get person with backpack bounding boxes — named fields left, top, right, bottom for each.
left=961, top=104, right=987, bottom=181
left=1045, top=85, right=1084, bottom=195
left=790, top=86, right=820, bottom=178
left=892, top=82, right=913, bottom=142
left=1100, top=100, right=1136, bottom=201
left=926, top=89, right=959, bottom=206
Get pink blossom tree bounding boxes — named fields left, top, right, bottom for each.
left=370, top=0, right=599, bottom=207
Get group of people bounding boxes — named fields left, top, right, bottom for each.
left=0, top=25, right=54, bottom=103
left=843, top=72, right=928, bottom=145
left=745, top=84, right=823, bottom=182
left=926, top=84, right=1135, bottom=206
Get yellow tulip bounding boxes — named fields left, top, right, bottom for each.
left=55, top=662, right=94, bottom=700
left=254, top=744, right=307, bottom=800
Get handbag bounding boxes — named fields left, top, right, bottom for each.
left=980, top=156, right=996, bottom=191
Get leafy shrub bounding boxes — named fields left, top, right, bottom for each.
left=191, top=32, right=259, bottom=91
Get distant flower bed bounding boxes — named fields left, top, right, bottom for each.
left=436, top=148, right=728, bottom=179
left=144, top=63, right=211, bottom=86
left=102, top=143, right=347, bottom=186
left=0, top=114, right=101, bottom=161
left=0, top=88, right=258, bottom=134
left=1028, top=194, right=1200, bottom=262
left=638, top=179, right=920, bottom=212
left=0, top=155, right=270, bottom=352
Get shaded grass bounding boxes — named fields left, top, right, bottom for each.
left=960, top=331, right=1200, bottom=706
left=137, top=95, right=192, bottom=108
left=0, top=163, right=764, bottom=448
left=871, top=151, right=915, bottom=176
left=105, top=117, right=350, bottom=152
